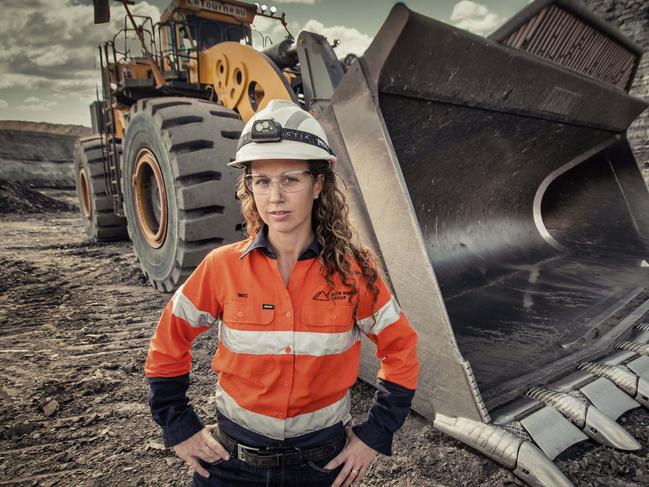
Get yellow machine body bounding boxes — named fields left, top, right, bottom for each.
left=199, top=42, right=294, bottom=120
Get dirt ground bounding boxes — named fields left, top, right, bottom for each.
left=1, top=189, right=649, bottom=487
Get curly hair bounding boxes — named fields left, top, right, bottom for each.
left=235, top=160, right=379, bottom=319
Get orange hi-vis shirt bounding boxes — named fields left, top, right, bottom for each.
left=145, top=237, right=419, bottom=440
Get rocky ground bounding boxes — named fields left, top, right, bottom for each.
left=1, top=187, right=649, bottom=487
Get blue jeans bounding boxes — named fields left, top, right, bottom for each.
left=189, top=433, right=346, bottom=486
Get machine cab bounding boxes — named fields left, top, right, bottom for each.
left=159, top=0, right=255, bottom=80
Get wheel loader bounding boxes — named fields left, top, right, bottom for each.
left=78, top=0, right=649, bottom=485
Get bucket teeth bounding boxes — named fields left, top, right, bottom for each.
left=578, top=362, right=636, bottom=395
left=636, top=323, right=649, bottom=332
left=514, top=441, right=574, bottom=487
left=579, top=362, right=649, bottom=408
left=636, top=377, right=649, bottom=407
left=584, top=405, right=642, bottom=450
left=526, top=387, right=641, bottom=450
left=616, top=341, right=649, bottom=356
left=433, top=414, right=573, bottom=487
left=526, top=387, right=586, bottom=428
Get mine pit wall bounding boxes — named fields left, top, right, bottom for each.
left=585, top=0, right=649, bottom=174
left=0, top=122, right=91, bottom=189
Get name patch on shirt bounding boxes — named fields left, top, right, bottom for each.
left=262, top=304, right=275, bottom=310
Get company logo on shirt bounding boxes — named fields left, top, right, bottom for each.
left=312, top=290, right=353, bottom=301
left=312, top=290, right=329, bottom=301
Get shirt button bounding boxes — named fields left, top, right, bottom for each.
left=286, top=311, right=292, bottom=318
left=330, top=314, right=336, bottom=320
left=236, top=311, right=243, bottom=318
left=283, top=380, right=289, bottom=386
left=284, top=346, right=292, bottom=353
left=292, top=282, right=299, bottom=287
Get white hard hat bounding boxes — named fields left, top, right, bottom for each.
left=228, top=99, right=337, bottom=168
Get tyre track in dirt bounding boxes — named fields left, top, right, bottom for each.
left=1, top=205, right=649, bottom=486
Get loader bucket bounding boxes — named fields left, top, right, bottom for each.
left=318, top=0, right=649, bottom=484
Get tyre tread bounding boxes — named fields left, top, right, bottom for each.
left=73, top=136, right=128, bottom=242
left=122, top=97, right=244, bottom=291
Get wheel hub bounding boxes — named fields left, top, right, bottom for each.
left=78, top=167, right=92, bottom=220
left=132, top=148, right=168, bottom=249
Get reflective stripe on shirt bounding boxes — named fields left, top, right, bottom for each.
left=219, top=326, right=362, bottom=356
left=215, top=383, right=352, bottom=440
left=356, top=295, right=402, bottom=335
left=171, top=284, right=219, bottom=328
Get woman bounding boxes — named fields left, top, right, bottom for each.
left=145, top=100, right=419, bottom=487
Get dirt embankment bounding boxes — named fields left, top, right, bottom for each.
left=0, top=178, right=77, bottom=214
left=0, top=121, right=91, bottom=189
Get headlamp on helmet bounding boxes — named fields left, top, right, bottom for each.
left=251, top=119, right=282, bottom=142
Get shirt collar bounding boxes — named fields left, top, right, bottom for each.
left=240, top=225, right=322, bottom=261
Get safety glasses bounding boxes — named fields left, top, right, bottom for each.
left=244, top=170, right=314, bottom=195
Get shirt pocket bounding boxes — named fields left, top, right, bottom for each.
left=222, top=300, right=275, bottom=330
left=300, top=302, right=355, bottom=333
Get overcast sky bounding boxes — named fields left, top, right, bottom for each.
left=0, top=0, right=533, bottom=126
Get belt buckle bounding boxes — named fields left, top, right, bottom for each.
left=238, top=443, right=286, bottom=468
left=237, top=442, right=261, bottom=459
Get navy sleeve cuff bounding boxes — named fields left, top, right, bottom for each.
left=148, top=374, right=204, bottom=447
left=353, top=379, right=415, bottom=456
left=161, top=406, right=204, bottom=447
left=352, top=421, right=393, bottom=456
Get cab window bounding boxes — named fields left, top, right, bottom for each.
left=199, top=21, right=222, bottom=50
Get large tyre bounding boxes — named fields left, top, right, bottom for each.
left=73, top=136, right=128, bottom=241
left=121, top=97, right=244, bottom=292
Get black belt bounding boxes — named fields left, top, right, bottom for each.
left=214, top=428, right=342, bottom=468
